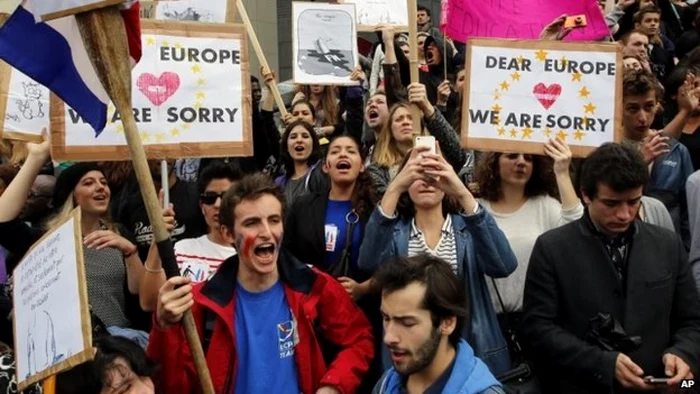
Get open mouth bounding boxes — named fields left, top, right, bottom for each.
left=294, top=145, right=306, bottom=152
left=254, top=243, right=276, bottom=258
left=336, top=160, right=352, bottom=171
left=368, top=109, right=379, bottom=120
left=93, top=194, right=107, bottom=201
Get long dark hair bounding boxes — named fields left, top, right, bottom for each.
left=279, top=120, right=321, bottom=177
left=474, top=152, right=558, bottom=202
left=326, top=133, right=377, bottom=218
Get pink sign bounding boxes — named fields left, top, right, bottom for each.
left=442, top=0, right=610, bottom=43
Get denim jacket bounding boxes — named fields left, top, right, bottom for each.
left=358, top=205, right=518, bottom=376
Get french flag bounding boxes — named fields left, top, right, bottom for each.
left=0, top=0, right=141, bottom=136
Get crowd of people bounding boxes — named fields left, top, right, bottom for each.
left=1, top=0, right=700, bottom=393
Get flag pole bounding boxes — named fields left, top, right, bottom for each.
left=235, top=0, right=288, bottom=118
left=74, top=7, right=215, bottom=394
left=407, top=0, right=422, bottom=135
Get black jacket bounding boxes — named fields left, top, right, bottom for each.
left=521, top=216, right=700, bottom=394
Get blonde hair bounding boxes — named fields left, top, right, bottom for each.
left=9, top=141, right=28, bottom=166
left=372, top=103, right=424, bottom=168
left=302, top=85, right=339, bottom=126
left=44, top=192, right=118, bottom=233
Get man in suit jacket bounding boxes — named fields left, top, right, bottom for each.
left=521, top=143, right=700, bottom=394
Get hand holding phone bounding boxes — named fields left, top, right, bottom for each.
left=564, top=15, right=587, bottom=29
left=414, top=136, right=436, bottom=156
left=643, top=376, right=670, bottom=385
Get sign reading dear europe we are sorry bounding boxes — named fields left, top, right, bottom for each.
left=0, top=62, right=50, bottom=142
left=50, top=20, right=252, bottom=161
left=462, top=39, right=623, bottom=157
left=13, top=209, right=92, bottom=391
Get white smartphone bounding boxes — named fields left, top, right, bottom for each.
left=414, top=136, right=436, bottom=156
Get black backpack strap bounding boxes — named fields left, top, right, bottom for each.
left=201, top=308, right=216, bottom=355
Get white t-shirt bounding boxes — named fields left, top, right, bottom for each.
left=479, top=195, right=584, bottom=313
left=175, top=235, right=237, bottom=283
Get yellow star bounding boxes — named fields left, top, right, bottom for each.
left=510, top=128, right=518, bottom=138
left=194, top=102, right=203, bottom=109
left=161, top=40, right=169, bottom=47
left=557, top=130, right=568, bottom=141
left=497, top=127, right=506, bottom=136
left=197, top=78, right=206, bottom=87
left=115, top=124, right=124, bottom=134
left=155, top=133, right=166, bottom=143
left=140, top=132, right=151, bottom=142
left=492, top=104, right=503, bottom=113
left=170, top=128, right=181, bottom=137
left=579, top=86, right=590, bottom=98
left=584, top=102, right=597, bottom=114
left=191, top=64, right=202, bottom=73
left=572, top=72, right=582, bottom=82
left=182, top=123, right=191, bottom=130
left=510, top=71, right=521, bottom=81
left=574, top=130, right=586, bottom=141
left=543, top=128, right=553, bottom=138
left=493, top=93, right=501, bottom=101
left=146, top=37, right=155, bottom=46
left=175, top=42, right=182, bottom=49
left=535, top=49, right=548, bottom=62
left=521, top=127, right=533, bottom=139
left=196, top=91, right=206, bottom=100
left=559, top=56, right=568, bottom=65
left=516, top=55, right=525, bottom=65
left=500, top=81, right=510, bottom=91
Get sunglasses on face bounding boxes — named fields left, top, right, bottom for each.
left=200, top=192, right=225, bottom=205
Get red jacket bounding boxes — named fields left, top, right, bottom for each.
left=147, top=251, right=375, bottom=394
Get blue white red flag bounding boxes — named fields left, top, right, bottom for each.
left=0, top=0, right=141, bottom=136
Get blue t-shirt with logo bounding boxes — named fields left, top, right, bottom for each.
left=233, top=280, right=300, bottom=394
left=324, top=200, right=361, bottom=271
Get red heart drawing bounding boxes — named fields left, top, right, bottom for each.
left=136, top=72, right=181, bottom=106
left=532, top=83, right=562, bottom=110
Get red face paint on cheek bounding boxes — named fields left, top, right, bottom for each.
left=236, top=235, right=256, bottom=261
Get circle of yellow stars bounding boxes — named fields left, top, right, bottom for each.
left=492, top=50, right=596, bottom=143
left=109, top=36, right=207, bottom=144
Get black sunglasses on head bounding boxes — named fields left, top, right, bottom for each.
left=200, top=192, right=225, bottom=205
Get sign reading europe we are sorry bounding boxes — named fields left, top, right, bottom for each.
left=51, top=20, right=252, bottom=161
left=462, top=39, right=623, bottom=157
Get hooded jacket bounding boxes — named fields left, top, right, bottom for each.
left=147, top=251, right=375, bottom=394
left=371, top=340, right=505, bottom=394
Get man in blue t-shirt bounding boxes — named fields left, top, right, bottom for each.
left=148, top=173, right=375, bottom=394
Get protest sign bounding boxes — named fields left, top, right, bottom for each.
left=292, top=2, right=360, bottom=86
left=0, top=61, right=49, bottom=142
left=154, top=0, right=235, bottom=23
left=339, top=0, right=408, bottom=32
left=30, top=0, right=124, bottom=21
left=13, top=208, right=92, bottom=391
left=50, top=20, right=252, bottom=161
left=442, top=0, right=610, bottom=43
left=462, top=39, right=622, bottom=157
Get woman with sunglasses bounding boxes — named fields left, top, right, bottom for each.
left=138, top=164, right=242, bottom=312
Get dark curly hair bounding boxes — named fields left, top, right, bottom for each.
left=394, top=149, right=462, bottom=218
left=580, top=143, right=648, bottom=199
left=326, top=133, right=377, bottom=218
left=474, top=152, right=558, bottom=202
left=279, top=120, right=321, bottom=177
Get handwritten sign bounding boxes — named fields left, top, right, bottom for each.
left=50, top=20, right=252, bottom=161
left=154, top=0, right=235, bottom=23
left=339, top=0, right=408, bottom=32
left=29, top=0, right=124, bottom=21
left=462, top=39, right=622, bottom=157
left=293, top=2, right=359, bottom=86
left=442, top=0, right=610, bottom=43
left=13, top=209, right=92, bottom=391
left=0, top=61, right=49, bottom=142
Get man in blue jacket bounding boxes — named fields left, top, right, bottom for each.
left=372, top=254, right=505, bottom=394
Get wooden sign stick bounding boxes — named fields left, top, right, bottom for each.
left=235, top=0, right=288, bottom=118
left=74, top=7, right=215, bottom=394
left=407, top=0, right=422, bottom=135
